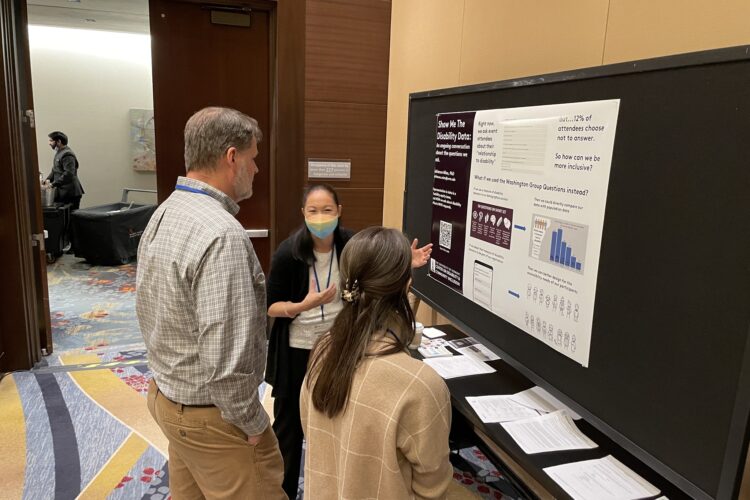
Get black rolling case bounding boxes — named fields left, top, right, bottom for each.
left=43, top=203, right=71, bottom=263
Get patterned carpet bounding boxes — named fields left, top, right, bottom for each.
left=0, top=358, right=168, bottom=500
left=0, top=255, right=522, bottom=499
left=45, top=255, right=142, bottom=364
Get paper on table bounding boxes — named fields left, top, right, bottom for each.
left=500, top=410, right=597, bottom=454
left=512, top=386, right=582, bottom=420
left=423, top=355, right=496, bottom=379
left=448, top=337, right=500, bottom=362
left=544, top=455, right=660, bottom=500
left=466, top=395, right=540, bottom=423
left=423, top=327, right=447, bottom=338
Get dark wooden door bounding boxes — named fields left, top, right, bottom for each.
left=149, top=1, right=273, bottom=269
left=0, top=0, right=49, bottom=369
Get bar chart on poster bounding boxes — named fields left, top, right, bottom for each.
left=530, top=216, right=588, bottom=272
left=428, top=100, right=619, bottom=366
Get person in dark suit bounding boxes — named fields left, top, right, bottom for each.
left=45, top=131, right=84, bottom=209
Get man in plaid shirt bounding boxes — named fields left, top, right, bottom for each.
left=137, top=107, right=285, bottom=499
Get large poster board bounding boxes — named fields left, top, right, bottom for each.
left=402, top=46, right=750, bottom=500
left=429, top=101, right=620, bottom=366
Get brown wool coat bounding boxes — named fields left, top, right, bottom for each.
left=301, top=346, right=453, bottom=499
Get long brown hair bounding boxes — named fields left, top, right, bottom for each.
left=307, top=227, right=415, bottom=418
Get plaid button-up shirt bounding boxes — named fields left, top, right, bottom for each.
left=136, top=176, right=269, bottom=436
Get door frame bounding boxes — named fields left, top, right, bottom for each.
left=0, top=0, right=50, bottom=371
left=150, top=0, right=305, bottom=251
left=0, top=0, right=306, bottom=370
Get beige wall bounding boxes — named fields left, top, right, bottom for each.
left=384, top=0, right=750, bottom=325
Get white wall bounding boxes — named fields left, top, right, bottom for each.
left=29, top=25, right=157, bottom=208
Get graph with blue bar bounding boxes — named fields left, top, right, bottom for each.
left=528, top=215, right=588, bottom=275
left=550, top=228, right=583, bottom=270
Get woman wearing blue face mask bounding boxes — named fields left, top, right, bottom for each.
left=265, top=184, right=432, bottom=498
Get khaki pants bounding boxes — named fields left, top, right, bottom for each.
left=147, top=379, right=286, bottom=500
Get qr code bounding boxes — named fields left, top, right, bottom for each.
left=439, top=220, right=452, bottom=249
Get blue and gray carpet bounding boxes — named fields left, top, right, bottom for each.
left=0, top=255, right=521, bottom=499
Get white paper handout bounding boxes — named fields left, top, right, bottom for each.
left=448, top=337, right=500, bottom=362
left=466, top=395, right=541, bottom=423
left=512, top=386, right=582, bottom=420
left=500, top=410, right=596, bottom=454
left=544, top=455, right=660, bottom=500
left=423, top=327, right=447, bottom=338
left=423, top=355, right=496, bottom=379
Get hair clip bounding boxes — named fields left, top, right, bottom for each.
left=341, top=279, right=360, bottom=303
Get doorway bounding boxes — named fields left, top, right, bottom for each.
left=149, top=0, right=274, bottom=269
left=1, top=0, right=284, bottom=370
left=26, top=0, right=157, bottom=359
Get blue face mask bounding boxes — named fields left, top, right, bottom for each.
left=305, top=215, right=339, bottom=239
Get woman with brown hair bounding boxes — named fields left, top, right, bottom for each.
left=301, top=226, right=453, bottom=499
left=265, top=185, right=433, bottom=498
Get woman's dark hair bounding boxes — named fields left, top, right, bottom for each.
left=290, top=183, right=342, bottom=264
left=307, top=227, right=415, bottom=418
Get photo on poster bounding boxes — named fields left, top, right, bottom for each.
left=470, top=201, right=513, bottom=250
left=448, top=337, right=501, bottom=362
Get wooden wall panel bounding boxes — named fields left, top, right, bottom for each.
left=604, top=0, right=750, bottom=64
left=306, top=0, right=391, bottom=105
left=275, top=1, right=307, bottom=249
left=304, top=0, right=391, bottom=234
left=382, top=0, right=464, bottom=229
left=459, top=0, right=609, bottom=85
left=305, top=101, right=386, bottom=188
left=335, top=188, right=384, bottom=231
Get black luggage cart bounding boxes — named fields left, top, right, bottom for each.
left=70, top=188, right=157, bottom=265
left=43, top=203, right=71, bottom=263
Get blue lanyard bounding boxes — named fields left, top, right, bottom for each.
left=175, top=184, right=210, bottom=196
left=312, top=249, right=335, bottom=321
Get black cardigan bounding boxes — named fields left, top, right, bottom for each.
left=264, top=227, right=354, bottom=397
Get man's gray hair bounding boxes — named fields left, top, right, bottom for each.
left=184, top=107, right=263, bottom=172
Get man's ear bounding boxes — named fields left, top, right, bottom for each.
left=225, top=146, right=238, bottom=166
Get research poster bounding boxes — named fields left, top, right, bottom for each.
left=429, top=100, right=620, bottom=366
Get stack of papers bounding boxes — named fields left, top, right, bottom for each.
left=500, top=410, right=597, bottom=454
left=422, top=327, right=447, bottom=338
left=423, top=355, right=496, bottom=379
left=466, top=395, right=541, bottom=422
left=418, top=343, right=453, bottom=358
left=467, top=386, right=582, bottom=424
left=448, top=337, right=500, bottom=362
left=544, top=455, right=660, bottom=500
left=512, top=386, right=582, bottom=420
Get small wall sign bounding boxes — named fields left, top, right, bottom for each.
left=307, top=159, right=351, bottom=179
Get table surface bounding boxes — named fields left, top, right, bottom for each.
left=419, top=324, right=688, bottom=500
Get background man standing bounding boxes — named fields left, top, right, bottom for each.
left=136, top=107, right=285, bottom=499
left=46, top=131, right=84, bottom=209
